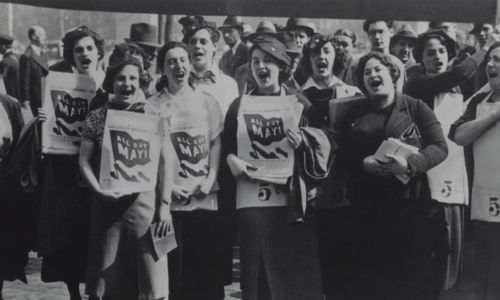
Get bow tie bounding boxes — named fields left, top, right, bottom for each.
left=192, top=70, right=216, bottom=84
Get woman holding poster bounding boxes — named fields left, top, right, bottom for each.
left=37, top=26, right=105, bottom=300
left=338, top=51, right=448, bottom=300
left=450, top=42, right=500, bottom=300
left=79, top=56, right=169, bottom=300
left=149, top=41, right=225, bottom=300
left=221, top=35, right=333, bottom=300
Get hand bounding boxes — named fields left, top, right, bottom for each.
left=192, top=173, right=216, bottom=198
left=491, top=103, right=500, bottom=120
left=484, top=32, right=500, bottom=50
left=363, top=155, right=393, bottom=177
left=153, top=219, right=172, bottom=239
left=383, top=154, right=409, bottom=176
left=226, top=154, right=257, bottom=181
left=37, top=107, right=47, bottom=123
left=172, top=187, right=192, bottom=202
left=22, top=101, right=30, bottom=109
left=157, top=203, right=171, bottom=223
left=286, top=129, right=303, bottom=149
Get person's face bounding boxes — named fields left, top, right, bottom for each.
left=163, top=47, right=191, bottom=91
left=73, top=36, right=99, bottom=75
left=113, top=64, right=140, bottom=102
left=333, top=35, right=354, bottom=59
left=476, top=24, right=494, bottom=47
left=222, top=28, right=240, bottom=47
left=251, top=48, right=281, bottom=92
left=422, top=37, right=448, bottom=74
left=291, top=29, right=310, bottom=51
left=368, top=21, right=393, bottom=52
left=392, top=37, right=415, bottom=64
left=0, top=44, right=7, bottom=55
left=363, top=57, right=394, bottom=99
left=310, top=42, right=335, bottom=78
left=486, top=47, right=500, bottom=90
left=188, top=29, right=216, bottom=68
left=33, top=27, right=46, bottom=46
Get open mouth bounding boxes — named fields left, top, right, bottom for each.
left=435, top=61, right=444, bottom=68
left=193, top=51, right=204, bottom=59
left=257, top=69, right=270, bottom=82
left=80, top=57, right=92, bottom=68
left=174, top=68, right=186, bottom=80
left=121, top=88, right=134, bottom=96
left=316, top=61, right=328, bottom=71
left=369, top=78, right=383, bottom=89
left=488, top=71, right=498, bottom=79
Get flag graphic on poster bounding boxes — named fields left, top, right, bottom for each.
left=99, top=109, right=161, bottom=193
left=42, top=72, right=96, bottom=155
left=237, top=94, right=301, bottom=184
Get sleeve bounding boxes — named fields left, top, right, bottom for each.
left=9, top=97, right=24, bottom=143
left=448, top=92, right=486, bottom=141
left=206, top=93, right=224, bottom=141
left=404, top=51, right=485, bottom=105
left=19, top=54, right=30, bottom=102
left=406, top=99, right=448, bottom=175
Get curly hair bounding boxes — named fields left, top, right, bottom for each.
left=362, top=20, right=394, bottom=33
left=300, top=38, right=336, bottom=78
left=62, top=26, right=104, bottom=67
left=356, top=52, right=400, bottom=93
left=155, top=41, right=193, bottom=91
left=102, top=57, right=143, bottom=94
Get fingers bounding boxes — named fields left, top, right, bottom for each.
left=286, top=129, right=302, bottom=149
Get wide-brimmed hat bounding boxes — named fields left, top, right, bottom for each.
left=218, top=15, right=244, bottom=32
left=0, top=34, right=14, bottom=46
left=241, top=23, right=253, bottom=39
left=283, top=18, right=315, bottom=36
left=248, top=21, right=277, bottom=42
left=390, top=24, right=417, bottom=46
left=274, top=31, right=301, bottom=54
left=250, top=35, right=291, bottom=67
left=125, top=23, right=160, bottom=48
left=414, top=29, right=458, bottom=62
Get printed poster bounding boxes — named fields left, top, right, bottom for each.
left=237, top=94, right=300, bottom=184
left=99, top=109, right=161, bottom=194
left=41, top=72, right=97, bottom=155
left=166, top=109, right=218, bottom=211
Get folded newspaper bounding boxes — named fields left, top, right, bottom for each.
left=374, top=138, right=418, bottom=184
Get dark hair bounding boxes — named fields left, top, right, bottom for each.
left=334, top=28, right=357, bottom=45
left=485, top=42, right=500, bottom=65
left=102, top=57, right=143, bottom=94
left=62, top=26, right=105, bottom=67
left=27, top=27, right=36, bottom=40
left=356, top=52, right=400, bottom=93
left=109, top=43, right=146, bottom=69
left=301, top=40, right=336, bottom=78
left=249, top=46, right=292, bottom=85
left=183, top=26, right=220, bottom=45
left=155, top=41, right=192, bottom=91
left=414, top=31, right=457, bottom=63
left=363, top=20, right=394, bottom=33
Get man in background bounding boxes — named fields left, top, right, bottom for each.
left=0, top=34, right=20, bottom=100
left=218, top=15, right=249, bottom=78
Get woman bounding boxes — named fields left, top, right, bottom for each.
left=299, top=33, right=360, bottom=300
left=449, top=42, right=500, bottom=300
left=220, top=35, right=333, bottom=300
left=339, top=52, right=448, bottom=300
left=148, top=41, right=225, bottom=300
left=0, top=93, right=26, bottom=299
left=405, top=29, right=492, bottom=292
left=37, top=26, right=105, bottom=300
left=79, top=56, right=169, bottom=300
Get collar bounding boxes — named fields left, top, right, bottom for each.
left=231, top=40, right=241, bottom=55
left=301, top=75, right=345, bottom=90
left=30, top=44, right=42, bottom=56
left=192, top=65, right=220, bottom=83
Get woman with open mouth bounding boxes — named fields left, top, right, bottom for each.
left=405, top=29, right=494, bottom=293
left=34, top=26, right=105, bottom=300
left=148, top=41, right=225, bottom=300
left=220, top=35, right=334, bottom=300
left=79, top=55, right=169, bottom=300
left=449, top=41, right=500, bottom=300
left=337, top=51, right=448, bottom=300
left=299, top=32, right=361, bottom=300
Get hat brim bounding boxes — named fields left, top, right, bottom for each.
left=248, top=32, right=275, bottom=42
left=124, top=38, right=160, bottom=48
left=283, top=25, right=314, bottom=36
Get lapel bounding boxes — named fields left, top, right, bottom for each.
left=233, top=43, right=247, bottom=61
left=27, top=47, right=49, bottom=72
left=384, top=92, right=413, bottom=138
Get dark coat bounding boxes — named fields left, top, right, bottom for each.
left=19, top=46, right=49, bottom=115
left=0, top=51, right=21, bottom=100
left=49, top=59, right=73, bottom=73
left=219, top=42, right=249, bottom=78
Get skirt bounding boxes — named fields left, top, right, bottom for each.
left=474, top=221, right=500, bottom=300
left=85, top=190, right=168, bottom=300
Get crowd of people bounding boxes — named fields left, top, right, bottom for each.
left=0, top=13, right=500, bottom=300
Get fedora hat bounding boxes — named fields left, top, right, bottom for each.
left=283, top=18, right=315, bottom=36
left=274, top=31, right=301, bottom=54
left=218, top=15, right=244, bottom=32
left=125, top=23, right=160, bottom=48
left=248, top=21, right=277, bottom=41
left=390, top=24, right=417, bottom=46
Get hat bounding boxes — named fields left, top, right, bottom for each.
left=125, top=23, right=160, bottom=48
left=305, top=33, right=335, bottom=54
left=248, top=21, right=277, bottom=41
left=182, top=18, right=220, bottom=44
left=0, top=34, right=14, bottom=46
left=470, top=23, right=492, bottom=35
left=241, top=23, right=253, bottom=39
left=414, top=29, right=458, bottom=62
left=283, top=18, right=315, bottom=36
left=178, top=15, right=204, bottom=28
left=218, top=15, right=244, bottom=32
left=274, top=31, right=301, bottom=54
left=390, top=24, right=417, bottom=45
left=250, top=35, right=291, bottom=67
